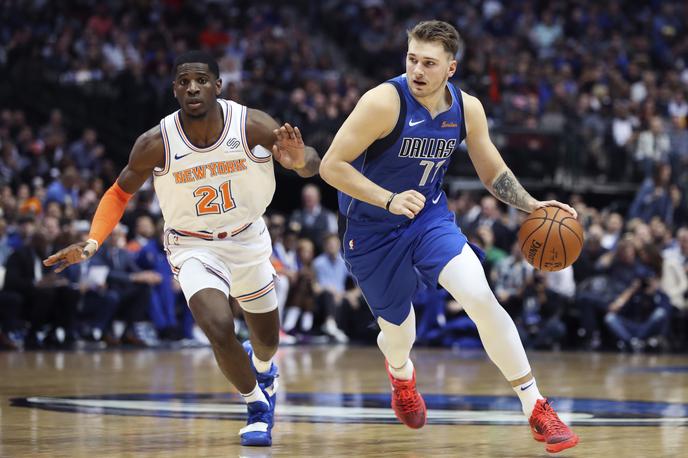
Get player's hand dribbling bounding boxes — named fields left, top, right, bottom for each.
left=388, top=190, right=425, bottom=219
left=532, top=200, right=578, bottom=219
left=272, top=123, right=306, bottom=170
left=43, top=239, right=99, bottom=273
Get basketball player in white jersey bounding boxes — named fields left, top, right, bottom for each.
left=44, top=51, right=321, bottom=447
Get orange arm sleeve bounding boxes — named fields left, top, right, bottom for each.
left=88, top=182, right=133, bottom=246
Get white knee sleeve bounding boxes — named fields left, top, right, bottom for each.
left=377, top=308, right=416, bottom=369
left=178, top=258, right=230, bottom=303
left=439, top=248, right=531, bottom=381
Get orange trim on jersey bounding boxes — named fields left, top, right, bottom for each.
left=231, top=223, right=252, bottom=236
left=153, top=119, right=171, bottom=176
left=241, top=105, right=272, bottom=163
left=236, top=281, right=275, bottom=302
left=174, top=99, right=231, bottom=152
left=174, top=229, right=214, bottom=240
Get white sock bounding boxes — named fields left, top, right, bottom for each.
left=252, top=353, right=272, bottom=373
left=388, top=359, right=414, bottom=381
left=241, top=382, right=268, bottom=406
left=513, top=378, right=544, bottom=417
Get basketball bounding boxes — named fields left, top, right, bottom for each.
left=518, top=207, right=584, bottom=272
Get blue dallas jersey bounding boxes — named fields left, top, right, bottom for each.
left=338, top=74, right=467, bottom=227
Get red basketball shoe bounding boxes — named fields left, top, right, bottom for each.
left=529, top=399, right=579, bottom=453
left=385, top=361, right=427, bottom=429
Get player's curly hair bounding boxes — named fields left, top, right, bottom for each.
left=407, top=20, right=462, bottom=58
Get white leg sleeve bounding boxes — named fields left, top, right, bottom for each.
left=377, top=308, right=416, bottom=371
left=439, top=248, right=531, bottom=381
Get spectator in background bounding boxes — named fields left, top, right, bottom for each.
left=608, top=101, right=639, bottom=181
left=466, top=196, right=515, bottom=252
left=312, top=234, right=348, bottom=343
left=0, top=217, right=11, bottom=266
left=601, top=213, right=624, bottom=250
left=492, top=241, right=533, bottom=330
left=87, top=224, right=161, bottom=346
left=283, top=238, right=330, bottom=339
left=576, top=236, right=644, bottom=349
left=68, top=128, right=105, bottom=177
left=471, top=225, right=507, bottom=283
left=44, top=165, right=80, bottom=208
left=4, top=224, right=80, bottom=348
left=290, top=184, right=337, bottom=252
left=604, top=271, right=671, bottom=352
left=0, top=216, right=24, bottom=350
left=338, top=276, right=376, bottom=344
left=634, top=117, right=671, bottom=179
left=133, top=217, right=182, bottom=341
left=628, top=163, right=674, bottom=227
left=520, top=268, right=573, bottom=350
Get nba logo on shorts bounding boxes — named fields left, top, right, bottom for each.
left=349, top=239, right=354, bottom=250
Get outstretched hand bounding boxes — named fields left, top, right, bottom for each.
left=533, top=200, right=578, bottom=219
left=272, top=123, right=306, bottom=170
left=43, top=239, right=98, bottom=273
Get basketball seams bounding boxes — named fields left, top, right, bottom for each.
left=519, top=218, right=548, bottom=253
left=558, top=221, right=567, bottom=268
left=538, top=208, right=560, bottom=270
left=559, top=219, right=584, bottom=245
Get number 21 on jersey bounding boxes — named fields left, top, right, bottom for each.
left=194, top=180, right=236, bottom=216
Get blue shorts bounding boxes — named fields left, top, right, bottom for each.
left=340, top=194, right=484, bottom=325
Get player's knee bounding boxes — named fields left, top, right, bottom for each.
left=189, top=291, right=236, bottom=346
left=461, top=288, right=497, bottom=312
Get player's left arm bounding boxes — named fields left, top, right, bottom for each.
left=462, top=91, right=577, bottom=218
left=246, top=108, right=320, bottom=177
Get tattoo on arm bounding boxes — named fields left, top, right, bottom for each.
left=296, top=146, right=321, bottom=177
left=491, top=170, right=536, bottom=213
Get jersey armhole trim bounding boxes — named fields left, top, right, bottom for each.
left=456, top=89, right=467, bottom=142
left=365, top=81, right=407, bottom=164
left=153, top=119, right=171, bottom=176
left=241, top=105, right=272, bottom=163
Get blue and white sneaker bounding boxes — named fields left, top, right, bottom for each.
left=241, top=341, right=279, bottom=438
left=239, top=391, right=273, bottom=446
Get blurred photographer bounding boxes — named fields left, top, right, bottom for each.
left=603, top=266, right=671, bottom=352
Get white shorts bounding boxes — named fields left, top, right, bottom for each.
left=164, top=217, right=277, bottom=314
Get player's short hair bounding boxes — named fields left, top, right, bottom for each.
left=407, top=20, right=462, bottom=58
left=173, top=50, right=219, bottom=79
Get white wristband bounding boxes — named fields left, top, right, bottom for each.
left=83, top=239, right=99, bottom=258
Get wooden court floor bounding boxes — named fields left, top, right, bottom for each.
left=1, top=346, right=687, bottom=457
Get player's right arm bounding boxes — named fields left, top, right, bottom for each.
left=43, top=126, right=164, bottom=272
left=320, top=84, right=426, bottom=219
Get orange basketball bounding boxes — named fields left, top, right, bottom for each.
left=518, top=206, right=584, bottom=272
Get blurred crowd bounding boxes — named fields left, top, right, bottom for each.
left=1, top=0, right=688, bottom=352
left=320, top=0, right=688, bottom=182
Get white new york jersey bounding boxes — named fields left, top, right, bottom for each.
left=153, top=99, right=275, bottom=234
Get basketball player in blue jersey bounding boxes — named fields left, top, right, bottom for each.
left=320, top=21, right=579, bottom=453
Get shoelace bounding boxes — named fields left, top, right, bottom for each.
left=537, top=401, right=570, bottom=437
left=393, top=381, right=423, bottom=413
left=247, top=403, right=271, bottom=426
